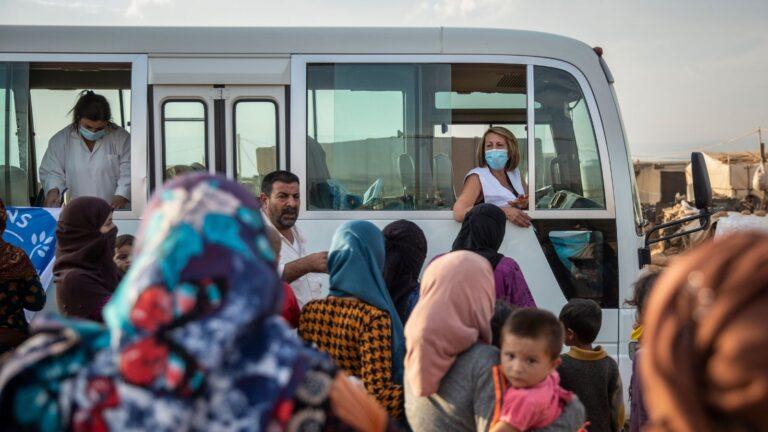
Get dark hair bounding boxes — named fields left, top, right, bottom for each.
left=261, top=170, right=300, bottom=195
left=491, top=300, right=517, bottom=348
left=502, top=308, right=564, bottom=360
left=70, top=90, right=112, bottom=128
left=626, top=271, right=660, bottom=318
left=115, top=234, right=135, bottom=249
left=559, top=298, right=602, bottom=344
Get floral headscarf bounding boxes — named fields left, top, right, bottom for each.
left=0, top=174, right=330, bottom=431
left=104, top=174, right=283, bottom=385
left=103, top=174, right=317, bottom=426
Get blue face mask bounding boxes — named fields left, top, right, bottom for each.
left=485, top=149, right=509, bottom=171
left=79, top=125, right=106, bottom=142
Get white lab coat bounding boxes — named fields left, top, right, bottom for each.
left=39, top=125, right=131, bottom=204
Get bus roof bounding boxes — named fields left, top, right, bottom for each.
left=0, top=26, right=597, bottom=64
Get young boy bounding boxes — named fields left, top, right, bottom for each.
left=491, top=309, right=584, bottom=432
left=625, top=271, right=659, bottom=432
left=558, top=299, right=625, bottom=432
left=114, top=234, right=134, bottom=276
left=626, top=271, right=660, bottom=361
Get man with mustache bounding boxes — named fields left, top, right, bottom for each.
left=260, top=171, right=327, bottom=308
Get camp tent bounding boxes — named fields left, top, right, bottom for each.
left=685, top=151, right=764, bottom=199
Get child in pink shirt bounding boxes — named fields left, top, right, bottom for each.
left=491, top=308, right=576, bottom=432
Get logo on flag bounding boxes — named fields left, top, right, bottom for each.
left=2, top=207, right=60, bottom=289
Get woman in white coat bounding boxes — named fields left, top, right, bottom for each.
left=453, top=126, right=531, bottom=227
left=39, top=91, right=130, bottom=209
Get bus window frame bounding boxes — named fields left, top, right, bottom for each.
left=160, top=98, right=210, bottom=181
left=0, top=53, right=148, bottom=220
left=231, top=97, right=279, bottom=188
left=290, top=54, right=614, bottom=221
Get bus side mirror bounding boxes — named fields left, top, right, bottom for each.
left=691, top=152, right=712, bottom=210
left=638, top=152, right=713, bottom=268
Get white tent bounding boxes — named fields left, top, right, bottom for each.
left=686, top=151, right=764, bottom=199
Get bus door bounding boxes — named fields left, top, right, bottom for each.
left=223, top=86, right=284, bottom=196
left=152, top=85, right=285, bottom=196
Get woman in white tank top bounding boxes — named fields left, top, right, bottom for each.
left=453, top=127, right=532, bottom=227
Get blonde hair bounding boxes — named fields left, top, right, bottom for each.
left=476, top=126, right=520, bottom=171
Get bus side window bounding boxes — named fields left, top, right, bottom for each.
left=234, top=100, right=277, bottom=196
left=0, top=63, right=31, bottom=207
left=305, top=63, right=528, bottom=211
left=161, top=100, right=208, bottom=180
left=534, top=66, right=605, bottom=210
left=1, top=62, right=135, bottom=210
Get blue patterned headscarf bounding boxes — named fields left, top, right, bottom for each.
left=328, top=220, right=406, bottom=383
left=0, top=174, right=332, bottom=431
left=105, top=174, right=281, bottom=368
left=100, top=174, right=320, bottom=428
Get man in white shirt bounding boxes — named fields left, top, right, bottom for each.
left=39, top=91, right=130, bottom=209
left=260, top=170, right=327, bottom=308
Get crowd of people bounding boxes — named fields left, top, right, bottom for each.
left=0, top=122, right=767, bottom=431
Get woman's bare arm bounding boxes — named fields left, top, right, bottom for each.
left=453, top=174, right=482, bottom=222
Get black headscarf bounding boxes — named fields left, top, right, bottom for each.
left=54, top=197, right=119, bottom=321
left=452, top=204, right=506, bottom=269
left=382, top=220, right=427, bottom=323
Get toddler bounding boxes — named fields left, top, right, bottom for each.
left=491, top=308, right=578, bottom=432
left=114, top=234, right=134, bottom=275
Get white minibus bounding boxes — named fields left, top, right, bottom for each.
left=0, top=26, right=712, bottom=401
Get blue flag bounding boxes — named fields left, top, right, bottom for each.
left=2, top=206, right=60, bottom=290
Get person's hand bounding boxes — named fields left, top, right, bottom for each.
left=44, top=189, right=61, bottom=207
left=110, top=195, right=129, bottom=210
left=509, top=194, right=529, bottom=210
left=503, top=206, right=532, bottom=227
left=302, top=251, right=328, bottom=273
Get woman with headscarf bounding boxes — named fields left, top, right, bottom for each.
left=404, top=251, right=585, bottom=432
left=299, top=220, right=406, bottom=419
left=54, top=196, right=120, bottom=322
left=404, top=251, right=497, bottom=431
left=382, top=220, right=427, bottom=324
left=641, top=232, right=768, bottom=432
left=452, top=203, right=535, bottom=307
left=0, top=199, right=46, bottom=353
left=0, top=174, right=390, bottom=431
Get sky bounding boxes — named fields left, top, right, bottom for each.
left=2, top=0, right=767, bottom=160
